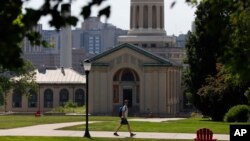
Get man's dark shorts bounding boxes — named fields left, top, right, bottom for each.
left=121, top=118, right=128, bottom=125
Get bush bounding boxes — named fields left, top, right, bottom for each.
left=224, top=105, right=250, bottom=122
left=64, top=100, right=77, bottom=108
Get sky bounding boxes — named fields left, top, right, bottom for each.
left=24, top=0, right=196, bottom=36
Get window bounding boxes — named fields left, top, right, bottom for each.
left=121, top=69, right=135, bottom=81
left=130, top=5, right=133, bottom=28
left=113, top=85, right=119, bottom=103
left=28, top=90, right=37, bottom=108
left=142, top=44, right=147, bottom=48
left=143, top=5, right=148, bottom=28
left=59, top=89, right=69, bottom=106
left=44, top=89, right=53, bottom=108
left=160, top=6, right=164, bottom=29
left=152, top=6, right=157, bottom=28
left=135, top=6, right=140, bottom=28
left=75, top=89, right=85, bottom=106
left=12, top=89, right=22, bottom=108
left=151, top=44, right=156, bottom=47
left=136, top=85, right=140, bottom=103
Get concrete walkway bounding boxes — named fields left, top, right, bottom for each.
left=0, top=121, right=229, bottom=140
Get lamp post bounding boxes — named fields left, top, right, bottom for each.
left=83, top=59, right=91, bottom=138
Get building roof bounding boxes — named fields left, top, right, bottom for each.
left=35, top=67, right=85, bottom=84
left=89, top=43, right=180, bottom=67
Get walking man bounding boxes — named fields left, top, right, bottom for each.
left=114, top=99, right=136, bottom=137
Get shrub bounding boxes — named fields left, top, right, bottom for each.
left=64, top=100, right=77, bottom=108
left=224, top=105, right=250, bottom=122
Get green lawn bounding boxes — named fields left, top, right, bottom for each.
left=61, top=117, right=249, bottom=134
left=0, top=115, right=248, bottom=134
left=0, top=137, right=192, bottom=141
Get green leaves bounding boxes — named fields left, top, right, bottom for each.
left=184, top=0, right=250, bottom=120
left=0, top=0, right=110, bottom=70
left=81, top=0, right=110, bottom=19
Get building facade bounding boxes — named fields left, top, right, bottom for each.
left=2, top=68, right=86, bottom=113
left=118, top=0, right=186, bottom=64
left=88, top=43, right=183, bottom=116
left=86, top=0, right=186, bottom=116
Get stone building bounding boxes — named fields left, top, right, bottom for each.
left=87, top=0, right=185, bottom=116
left=118, top=0, right=185, bottom=64
left=2, top=67, right=86, bottom=113
left=87, top=43, right=183, bottom=116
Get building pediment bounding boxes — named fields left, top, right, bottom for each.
left=88, top=43, right=178, bottom=67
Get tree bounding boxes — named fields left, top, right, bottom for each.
left=0, top=77, right=12, bottom=112
left=197, top=64, right=248, bottom=121
left=184, top=0, right=232, bottom=108
left=0, top=0, right=110, bottom=70
left=184, top=0, right=250, bottom=120
left=0, top=60, right=38, bottom=112
left=222, top=4, right=250, bottom=81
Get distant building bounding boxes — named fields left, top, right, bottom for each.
left=22, top=18, right=127, bottom=73
left=176, top=34, right=188, bottom=48
left=79, top=17, right=128, bottom=54
left=191, top=21, right=196, bottom=32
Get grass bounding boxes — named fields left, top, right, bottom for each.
left=0, top=137, right=192, bottom=141
left=61, top=117, right=249, bottom=134
left=0, top=115, right=248, bottom=134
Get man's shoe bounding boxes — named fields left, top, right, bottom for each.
left=114, top=132, right=119, bottom=136
left=130, top=133, right=136, bottom=137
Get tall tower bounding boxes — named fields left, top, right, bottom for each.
left=117, top=0, right=188, bottom=64
left=129, top=0, right=166, bottom=36
left=60, top=4, right=72, bottom=68
left=118, top=0, right=176, bottom=49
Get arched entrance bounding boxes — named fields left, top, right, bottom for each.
left=113, top=68, right=140, bottom=115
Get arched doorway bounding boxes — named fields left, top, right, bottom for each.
left=113, top=68, right=140, bottom=114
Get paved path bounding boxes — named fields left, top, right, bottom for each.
left=0, top=120, right=229, bottom=140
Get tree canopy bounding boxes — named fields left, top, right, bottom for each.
left=0, top=0, right=110, bottom=70
left=0, top=60, right=37, bottom=111
left=184, top=0, right=250, bottom=120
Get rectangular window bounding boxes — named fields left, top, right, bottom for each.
left=113, top=85, right=119, bottom=103
left=28, top=94, right=37, bottom=108
left=136, top=85, right=140, bottom=103
left=151, top=44, right=156, bottom=47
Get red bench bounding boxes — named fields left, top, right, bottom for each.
left=35, top=111, right=41, bottom=117
left=194, top=128, right=217, bottom=141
